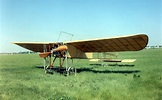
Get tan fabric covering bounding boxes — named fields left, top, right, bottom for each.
left=13, top=42, right=56, bottom=52
left=66, top=34, right=148, bottom=52
left=13, top=34, right=148, bottom=53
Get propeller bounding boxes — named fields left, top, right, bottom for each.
left=39, top=45, right=68, bottom=58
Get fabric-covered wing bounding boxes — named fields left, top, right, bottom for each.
left=13, top=42, right=56, bottom=52
left=65, top=34, right=148, bottom=52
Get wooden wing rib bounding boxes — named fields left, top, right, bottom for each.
left=13, top=42, right=55, bottom=52
left=66, top=34, right=148, bottom=52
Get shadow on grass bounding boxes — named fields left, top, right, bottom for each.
left=36, top=66, right=140, bottom=74
left=36, top=66, right=68, bottom=75
left=36, top=66, right=63, bottom=69
left=36, top=66, right=66, bottom=71
left=77, top=68, right=140, bottom=74
left=90, top=64, right=135, bottom=67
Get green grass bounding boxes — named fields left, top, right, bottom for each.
left=0, top=49, right=162, bottom=100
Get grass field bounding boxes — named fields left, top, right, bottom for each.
left=0, top=48, right=162, bottom=100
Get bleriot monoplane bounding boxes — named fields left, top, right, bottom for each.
left=13, top=33, right=148, bottom=75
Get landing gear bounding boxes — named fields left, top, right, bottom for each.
left=44, top=66, right=76, bottom=76
left=42, top=44, right=76, bottom=76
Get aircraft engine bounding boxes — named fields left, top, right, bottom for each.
left=52, top=45, right=68, bottom=52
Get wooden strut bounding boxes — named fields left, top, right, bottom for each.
left=47, top=55, right=66, bottom=69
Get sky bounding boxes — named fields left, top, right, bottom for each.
left=0, top=0, right=162, bottom=53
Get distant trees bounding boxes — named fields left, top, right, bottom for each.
left=146, top=45, right=162, bottom=49
left=0, top=51, right=36, bottom=55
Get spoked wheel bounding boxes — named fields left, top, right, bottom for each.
left=61, top=67, right=76, bottom=76
left=45, top=68, right=54, bottom=74
left=65, top=67, right=76, bottom=76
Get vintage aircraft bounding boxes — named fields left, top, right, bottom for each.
left=13, top=34, right=148, bottom=75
